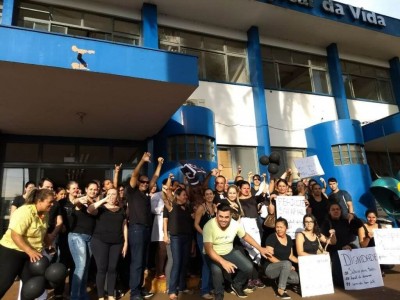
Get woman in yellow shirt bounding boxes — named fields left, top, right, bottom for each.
left=0, top=188, right=54, bottom=298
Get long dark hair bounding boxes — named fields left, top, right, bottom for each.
left=303, top=213, right=321, bottom=236
left=25, top=188, right=54, bottom=204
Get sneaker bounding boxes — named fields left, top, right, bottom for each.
left=276, top=292, right=291, bottom=299
left=225, top=286, right=235, bottom=294
left=141, top=291, right=154, bottom=299
left=243, top=287, right=255, bottom=294
left=252, top=279, right=266, bottom=289
left=231, top=284, right=248, bottom=298
left=202, top=293, right=214, bottom=300
left=179, top=289, right=193, bottom=295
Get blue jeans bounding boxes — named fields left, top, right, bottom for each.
left=168, top=234, right=192, bottom=295
left=68, top=233, right=92, bottom=300
left=197, top=233, right=213, bottom=295
left=265, top=261, right=299, bottom=290
left=206, top=249, right=252, bottom=298
left=129, top=224, right=150, bottom=298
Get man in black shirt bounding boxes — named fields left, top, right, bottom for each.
left=127, top=152, right=163, bottom=300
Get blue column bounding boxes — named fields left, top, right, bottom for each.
left=247, top=26, right=271, bottom=174
left=1, top=0, right=17, bottom=26
left=389, top=57, right=400, bottom=109
left=141, top=3, right=158, bottom=49
left=327, top=43, right=350, bottom=119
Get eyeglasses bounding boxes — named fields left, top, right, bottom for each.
left=253, top=178, right=260, bottom=181
left=139, top=180, right=149, bottom=184
left=304, top=221, right=314, bottom=224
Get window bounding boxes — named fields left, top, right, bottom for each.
left=217, top=147, right=258, bottom=181
left=262, top=46, right=331, bottom=94
left=168, top=135, right=216, bottom=162
left=0, top=1, right=3, bottom=23
left=159, top=27, right=249, bottom=84
left=17, top=2, right=141, bottom=46
left=331, top=144, right=367, bottom=166
left=341, top=61, right=395, bottom=104
left=270, top=148, right=305, bottom=180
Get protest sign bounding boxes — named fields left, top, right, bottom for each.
left=299, top=253, right=334, bottom=297
left=338, top=247, right=383, bottom=290
left=294, top=155, right=324, bottom=178
left=374, top=228, right=400, bottom=264
left=276, top=196, right=306, bottom=239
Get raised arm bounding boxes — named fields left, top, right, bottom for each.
left=113, top=163, right=122, bottom=190
left=149, top=157, right=164, bottom=191
left=130, top=152, right=151, bottom=188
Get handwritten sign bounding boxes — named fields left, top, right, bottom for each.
left=299, top=254, right=334, bottom=297
left=338, top=247, right=383, bottom=290
left=294, top=155, right=324, bottom=178
left=374, top=228, right=400, bottom=264
left=276, top=196, right=306, bottom=239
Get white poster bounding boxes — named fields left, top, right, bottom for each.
left=276, top=196, right=306, bottom=239
left=374, top=228, right=400, bottom=264
left=338, top=247, right=383, bottom=290
left=294, top=155, right=325, bottom=178
left=299, top=253, right=334, bottom=297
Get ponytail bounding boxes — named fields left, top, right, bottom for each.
left=25, top=188, right=54, bottom=204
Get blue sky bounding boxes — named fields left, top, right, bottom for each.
left=337, top=0, right=400, bottom=19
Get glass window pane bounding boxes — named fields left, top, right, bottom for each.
left=292, top=52, right=310, bottom=65
left=376, top=68, right=390, bottom=79
left=187, top=136, right=196, bottom=160
left=68, top=27, right=88, bottom=37
left=340, top=145, right=350, bottom=165
left=203, top=36, right=224, bottom=52
left=5, top=143, right=39, bottom=162
left=206, top=138, right=215, bottom=161
left=352, top=76, right=378, bottom=100
left=114, top=20, right=139, bottom=35
left=43, top=144, right=75, bottom=163
left=217, top=148, right=233, bottom=180
left=312, top=69, right=330, bottom=94
left=272, top=48, right=291, bottom=63
left=33, top=22, right=49, bottom=31
left=263, top=61, right=278, bottom=89
left=180, top=31, right=201, bottom=49
left=204, top=52, right=226, bottom=82
left=20, top=4, right=50, bottom=20
left=177, top=136, right=186, bottom=160
left=378, top=80, right=394, bottom=103
left=160, top=43, right=179, bottom=52
left=79, top=146, right=110, bottom=163
left=343, top=74, right=353, bottom=98
left=331, top=146, right=341, bottom=166
left=113, top=35, right=136, bottom=45
left=84, top=13, right=112, bottom=32
left=159, top=27, right=180, bottom=44
left=89, top=31, right=112, bottom=41
left=226, top=40, right=246, bottom=55
left=51, top=24, right=67, bottom=34
left=359, top=64, right=376, bottom=77
left=310, top=55, right=327, bottom=68
left=278, top=64, right=312, bottom=92
left=261, top=46, right=274, bottom=61
left=182, top=48, right=203, bottom=79
left=227, top=56, right=249, bottom=84
left=345, top=61, right=361, bottom=75
left=52, top=7, right=81, bottom=25
left=113, top=147, right=139, bottom=164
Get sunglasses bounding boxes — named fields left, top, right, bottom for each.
left=139, top=180, right=149, bottom=184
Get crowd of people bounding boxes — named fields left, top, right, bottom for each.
left=0, top=152, right=384, bottom=300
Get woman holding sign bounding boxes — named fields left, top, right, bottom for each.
left=264, top=217, right=299, bottom=299
left=296, top=214, right=336, bottom=256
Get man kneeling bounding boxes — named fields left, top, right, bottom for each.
left=203, top=204, right=272, bottom=300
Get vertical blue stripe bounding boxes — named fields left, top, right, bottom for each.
left=247, top=26, right=271, bottom=174
left=327, top=43, right=350, bottom=120
left=1, top=0, right=16, bottom=26
left=141, top=3, right=158, bottom=49
left=389, top=57, right=400, bottom=109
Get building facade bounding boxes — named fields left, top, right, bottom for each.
left=1, top=0, right=400, bottom=232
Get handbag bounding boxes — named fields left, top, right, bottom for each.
left=263, top=199, right=276, bottom=228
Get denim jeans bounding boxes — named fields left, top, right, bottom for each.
left=265, top=260, right=299, bottom=290
left=197, top=232, right=213, bottom=295
left=168, top=234, right=192, bottom=295
left=68, top=232, right=92, bottom=300
left=129, top=224, right=151, bottom=298
left=206, top=249, right=252, bottom=298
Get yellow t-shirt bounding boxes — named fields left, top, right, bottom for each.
left=203, top=218, right=245, bottom=256
left=0, top=204, right=48, bottom=252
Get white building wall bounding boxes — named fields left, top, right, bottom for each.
left=188, top=82, right=257, bottom=146
left=266, top=90, right=338, bottom=148
left=348, top=100, right=399, bottom=124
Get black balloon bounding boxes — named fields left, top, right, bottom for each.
left=259, top=155, right=270, bottom=166
left=269, top=151, right=281, bottom=164
left=268, top=163, right=279, bottom=174
left=21, top=276, right=46, bottom=300
left=45, top=263, right=67, bottom=285
left=29, top=256, right=50, bottom=276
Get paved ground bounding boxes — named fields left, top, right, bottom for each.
left=4, top=265, right=400, bottom=299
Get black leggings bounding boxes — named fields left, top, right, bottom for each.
left=91, top=237, right=123, bottom=297
left=0, top=245, right=32, bottom=298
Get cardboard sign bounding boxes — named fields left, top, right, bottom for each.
left=276, top=196, right=306, bottom=239
left=294, top=155, right=325, bottom=178
left=299, top=254, right=334, bottom=297
left=374, top=228, right=400, bottom=264
left=338, top=247, right=383, bottom=290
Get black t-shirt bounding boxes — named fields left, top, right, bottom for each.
left=93, top=206, right=126, bottom=244
left=321, top=218, right=359, bottom=251
left=11, top=195, right=25, bottom=208
left=308, top=195, right=329, bottom=227
left=213, top=191, right=227, bottom=205
left=61, top=199, right=95, bottom=235
left=126, top=185, right=152, bottom=226
left=264, top=233, right=293, bottom=267
left=59, top=198, right=74, bottom=233
left=328, top=190, right=352, bottom=218
left=239, top=196, right=259, bottom=218
left=163, top=203, right=193, bottom=235
left=47, top=201, right=62, bottom=233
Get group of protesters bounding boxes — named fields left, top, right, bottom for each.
left=0, top=152, right=384, bottom=300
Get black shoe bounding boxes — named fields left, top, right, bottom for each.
left=231, top=284, right=248, bottom=298
left=225, top=286, right=235, bottom=294
left=141, top=290, right=154, bottom=299
left=276, top=292, right=291, bottom=299
left=290, top=284, right=301, bottom=295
